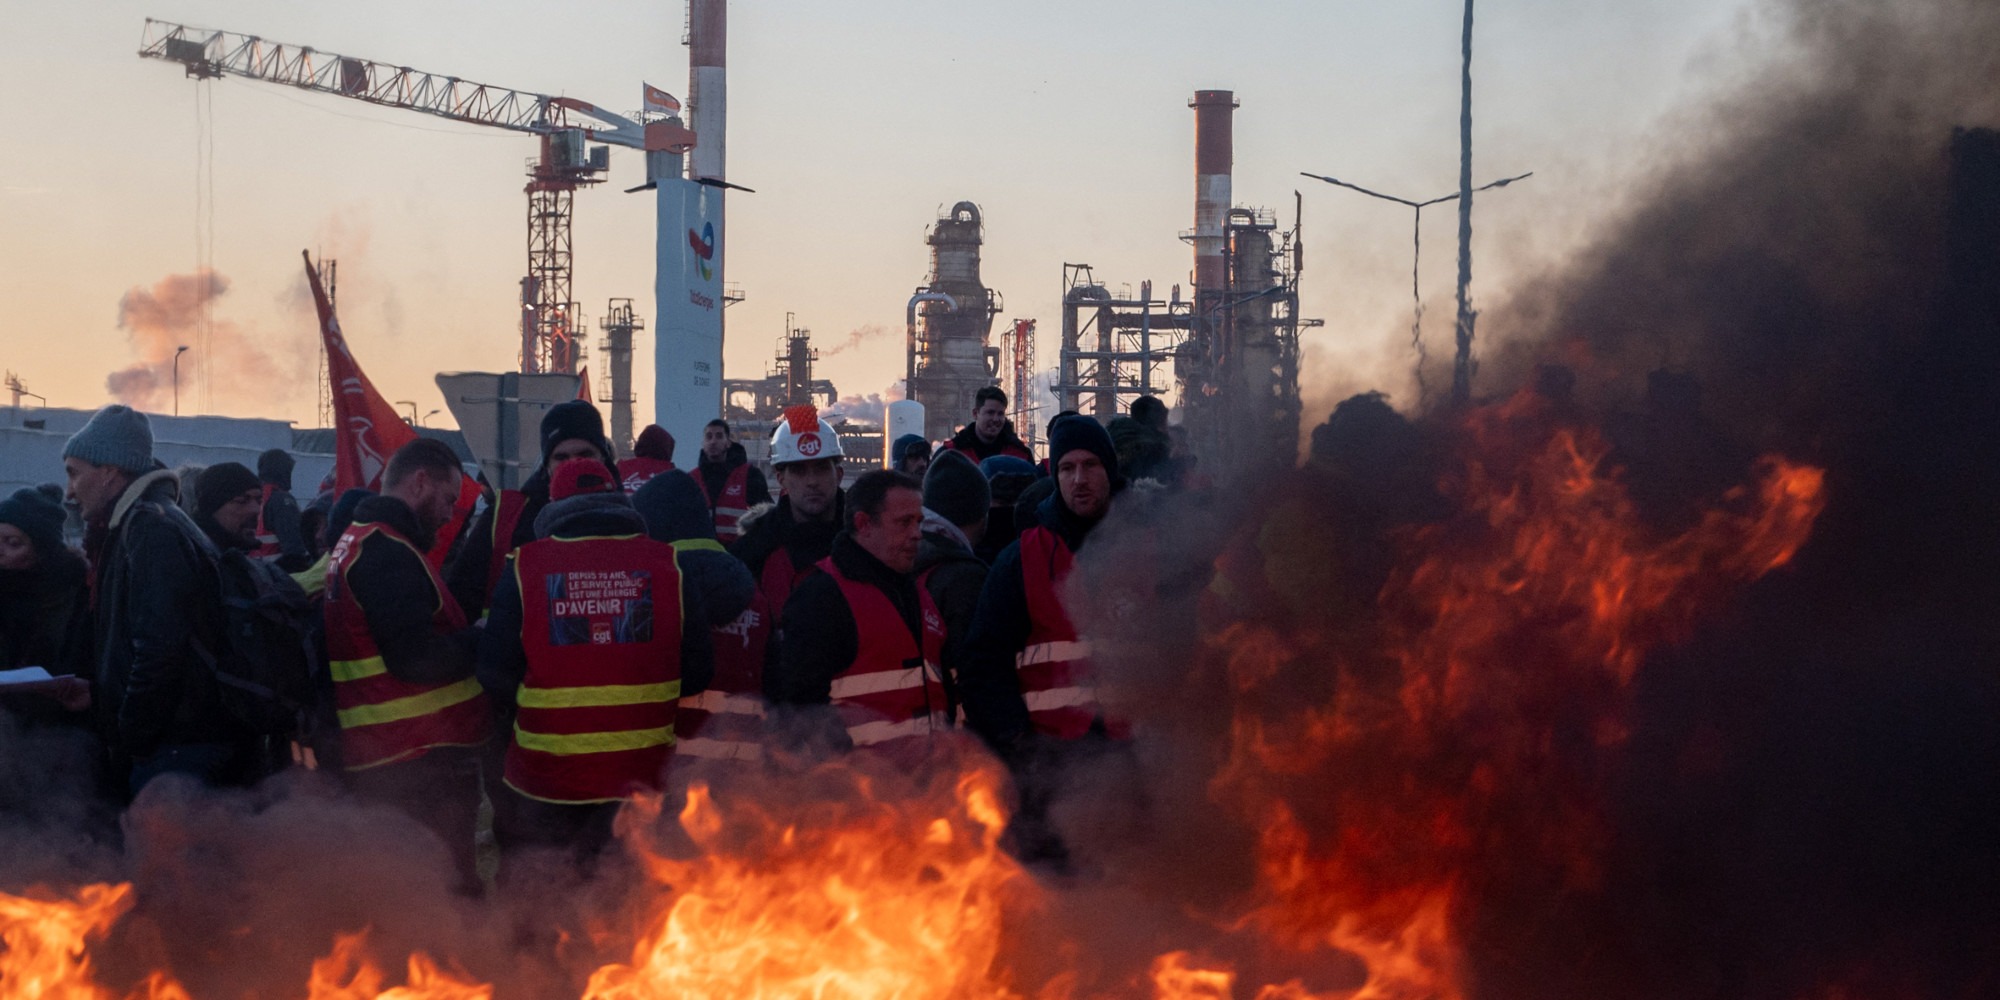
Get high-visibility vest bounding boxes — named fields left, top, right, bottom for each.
left=1016, top=525, right=1124, bottom=740
left=620, top=457, right=677, bottom=495
left=483, top=489, right=533, bottom=601
left=251, top=482, right=282, bottom=558
left=672, top=540, right=770, bottom=763
left=703, top=464, right=751, bottom=541
left=817, top=556, right=948, bottom=757
left=504, top=533, right=685, bottom=804
left=756, top=545, right=815, bottom=632
left=324, top=520, right=491, bottom=770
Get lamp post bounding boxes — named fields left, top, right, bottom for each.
left=1300, top=170, right=1530, bottom=402
left=420, top=408, right=440, bottom=428
left=172, top=345, right=189, bottom=416
left=396, top=400, right=419, bottom=426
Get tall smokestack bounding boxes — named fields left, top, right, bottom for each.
left=1191, top=90, right=1237, bottom=297
left=688, top=0, right=726, bottom=183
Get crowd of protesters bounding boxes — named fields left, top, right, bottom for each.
left=1, top=382, right=1286, bottom=887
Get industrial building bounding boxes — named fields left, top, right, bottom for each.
left=906, top=202, right=1005, bottom=442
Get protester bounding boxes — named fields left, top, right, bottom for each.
left=254, top=448, right=312, bottom=571
left=1130, top=395, right=1169, bottom=433
left=478, top=459, right=713, bottom=869
left=324, top=438, right=490, bottom=894
left=765, top=469, right=946, bottom=760
left=630, top=471, right=763, bottom=765
left=620, top=424, right=679, bottom=494
left=0, top=487, right=92, bottom=725
left=1036, top=409, right=1079, bottom=476
left=695, top=419, right=772, bottom=544
left=733, top=406, right=847, bottom=670
left=962, top=414, right=1128, bottom=750
left=62, top=405, right=250, bottom=794
left=975, top=455, right=1039, bottom=564
left=915, top=451, right=990, bottom=707
left=448, top=399, right=619, bottom=620
left=941, top=386, right=1034, bottom=464
left=892, top=434, right=932, bottom=479
left=1108, top=415, right=1174, bottom=485
left=192, top=462, right=265, bottom=553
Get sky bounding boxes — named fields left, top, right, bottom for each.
left=0, top=0, right=1757, bottom=433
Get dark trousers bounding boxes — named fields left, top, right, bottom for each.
left=493, top=788, right=620, bottom=880
left=346, top=746, right=484, bottom=895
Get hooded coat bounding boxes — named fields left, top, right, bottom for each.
left=915, top=509, right=987, bottom=707
left=942, top=419, right=1035, bottom=465
left=447, top=407, right=620, bottom=620
left=631, top=471, right=755, bottom=629
left=695, top=440, right=772, bottom=524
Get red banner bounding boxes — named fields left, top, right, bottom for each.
left=305, top=250, right=479, bottom=568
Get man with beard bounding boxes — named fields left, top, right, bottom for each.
left=325, top=438, right=491, bottom=894
left=941, top=386, right=1035, bottom=464
left=695, top=419, right=772, bottom=544
left=63, top=405, right=247, bottom=794
left=192, top=462, right=266, bottom=554
left=448, top=400, right=619, bottom=620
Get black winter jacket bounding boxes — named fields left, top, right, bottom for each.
left=0, top=547, right=87, bottom=673
left=477, top=495, right=713, bottom=709
left=84, top=469, right=244, bottom=762
left=696, top=441, right=772, bottom=515
left=914, top=513, right=987, bottom=712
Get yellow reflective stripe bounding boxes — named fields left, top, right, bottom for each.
left=331, top=656, right=388, bottom=683
left=336, top=676, right=483, bottom=730
left=516, top=680, right=682, bottom=709
left=673, top=539, right=726, bottom=554
left=512, top=726, right=675, bottom=755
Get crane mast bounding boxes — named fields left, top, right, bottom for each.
left=138, top=18, right=690, bottom=377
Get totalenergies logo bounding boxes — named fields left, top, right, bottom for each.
left=688, top=222, right=715, bottom=281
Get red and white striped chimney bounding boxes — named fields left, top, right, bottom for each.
left=688, top=0, right=726, bottom=182
left=1191, top=89, right=1237, bottom=297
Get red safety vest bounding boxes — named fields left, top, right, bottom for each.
left=672, top=539, right=770, bottom=763
left=1016, top=525, right=1125, bottom=740
left=483, top=489, right=532, bottom=603
left=324, top=521, right=492, bottom=770
left=704, top=464, right=751, bottom=541
left=756, top=545, right=815, bottom=631
left=504, top=533, right=686, bottom=804
left=251, top=482, right=282, bottom=558
left=818, top=556, right=948, bottom=758
left=620, top=457, right=677, bottom=495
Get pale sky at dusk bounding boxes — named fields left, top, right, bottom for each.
left=0, top=0, right=1759, bottom=431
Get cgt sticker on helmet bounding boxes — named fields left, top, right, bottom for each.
left=796, top=432, right=823, bottom=457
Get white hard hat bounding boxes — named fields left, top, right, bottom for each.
left=769, top=405, right=844, bottom=466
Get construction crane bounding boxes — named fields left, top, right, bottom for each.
left=138, top=18, right=695, bottom=376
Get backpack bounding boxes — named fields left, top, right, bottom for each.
left=196, top=549, right=322, bottom=737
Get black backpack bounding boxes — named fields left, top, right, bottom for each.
left=197, top=549, right=322, bottom=737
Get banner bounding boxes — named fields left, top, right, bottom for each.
left=577, top=366, right=592, bottom=402
left=643, top=83, right=681, bottom=115
left=654, top=179, right=724, bottom=469
left=305, top=250, right=478, bottom=566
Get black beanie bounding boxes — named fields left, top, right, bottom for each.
left=540, top=400, right=614, bottom=469
left=0, top=487, right=68, bottom=562
left=194, top=462, right=264, bottom=518
left=1047, top=415, right=1121, bottom=484
left=922, top=450, right=990, bottom=529
left=257, top=448, right=296, bottom=490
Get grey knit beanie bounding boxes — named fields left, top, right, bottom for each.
left=62, top=404, right=154, bottom=474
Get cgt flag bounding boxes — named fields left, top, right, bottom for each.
left=642, top=83, right=681, bottom=115
left=303, top=250, right=478, bottom=566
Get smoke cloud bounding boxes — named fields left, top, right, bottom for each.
left=828, top=391, right=889, bottom=424
left=819, top=323, right=892, bottom=357
left=107, top=269, right=303, bottom=413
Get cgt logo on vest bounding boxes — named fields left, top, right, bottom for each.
left=796, top=432, right=823, bottom=458
left=688, top=222, right=716, bottom=281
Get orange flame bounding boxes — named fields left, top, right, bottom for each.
left=0, top=882, right=187, bottom=1000
left=305, top=930, right=492, bottom=1000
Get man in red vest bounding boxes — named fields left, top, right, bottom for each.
left=447, top=400, right=619, bottom=622
left=733, top=406, right=845, bottom=680
left=478, top=459, right=714, bottom=870
left=695, top=419, right=772, bottom=544
left=941, top=386, right=1036, bottom=465
left=765, top=469, right=946, bottom=761
left=324, top=438, right=492, bottom=894
left=619, top=424, right=679, bottom=494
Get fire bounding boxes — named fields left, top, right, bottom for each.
left=585, top=758, right=1031, bottom=999
left=305, top=931, right=491, bottom=1000
left=0, top=882, right=186, bottom=1000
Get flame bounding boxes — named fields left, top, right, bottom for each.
left=0, top=882, right=187, bottom=1000
left=305, top=931, right=492, bottom=1000
left=584, top=761, right=1030, bottom=999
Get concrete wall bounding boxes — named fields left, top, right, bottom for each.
left=0, top=406, right=333, bottom=499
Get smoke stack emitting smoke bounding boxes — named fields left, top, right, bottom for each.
left=10, top=0, right=2000, bottom=996
left=107, top=269, right=300, bottom=413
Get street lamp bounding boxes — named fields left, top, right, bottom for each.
left=172, top=345, right=189, bottom=416
left=396, top=400, right=419, bottom=426
left=1300, top=170, right=1530, bottom=402
left=420, top=408, right=440, bottom=428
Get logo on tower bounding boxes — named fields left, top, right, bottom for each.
left=688, top=222, right=715, bottom=281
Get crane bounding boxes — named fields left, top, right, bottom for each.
left=138, top=18, right=695, bottom=376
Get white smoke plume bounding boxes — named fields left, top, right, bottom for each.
left=107, top=270, right=300, bottom=413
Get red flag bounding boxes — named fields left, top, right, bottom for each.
left=576, top=367, right=592, bottom=402
left=305, top=251, right=478, bottom=568
left=307, top=250, right=414, bottom=494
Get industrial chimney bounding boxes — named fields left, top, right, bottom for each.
left=687, top=0, right=726, bottom=184
left=1190, top=90, right=1237, bottom=300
